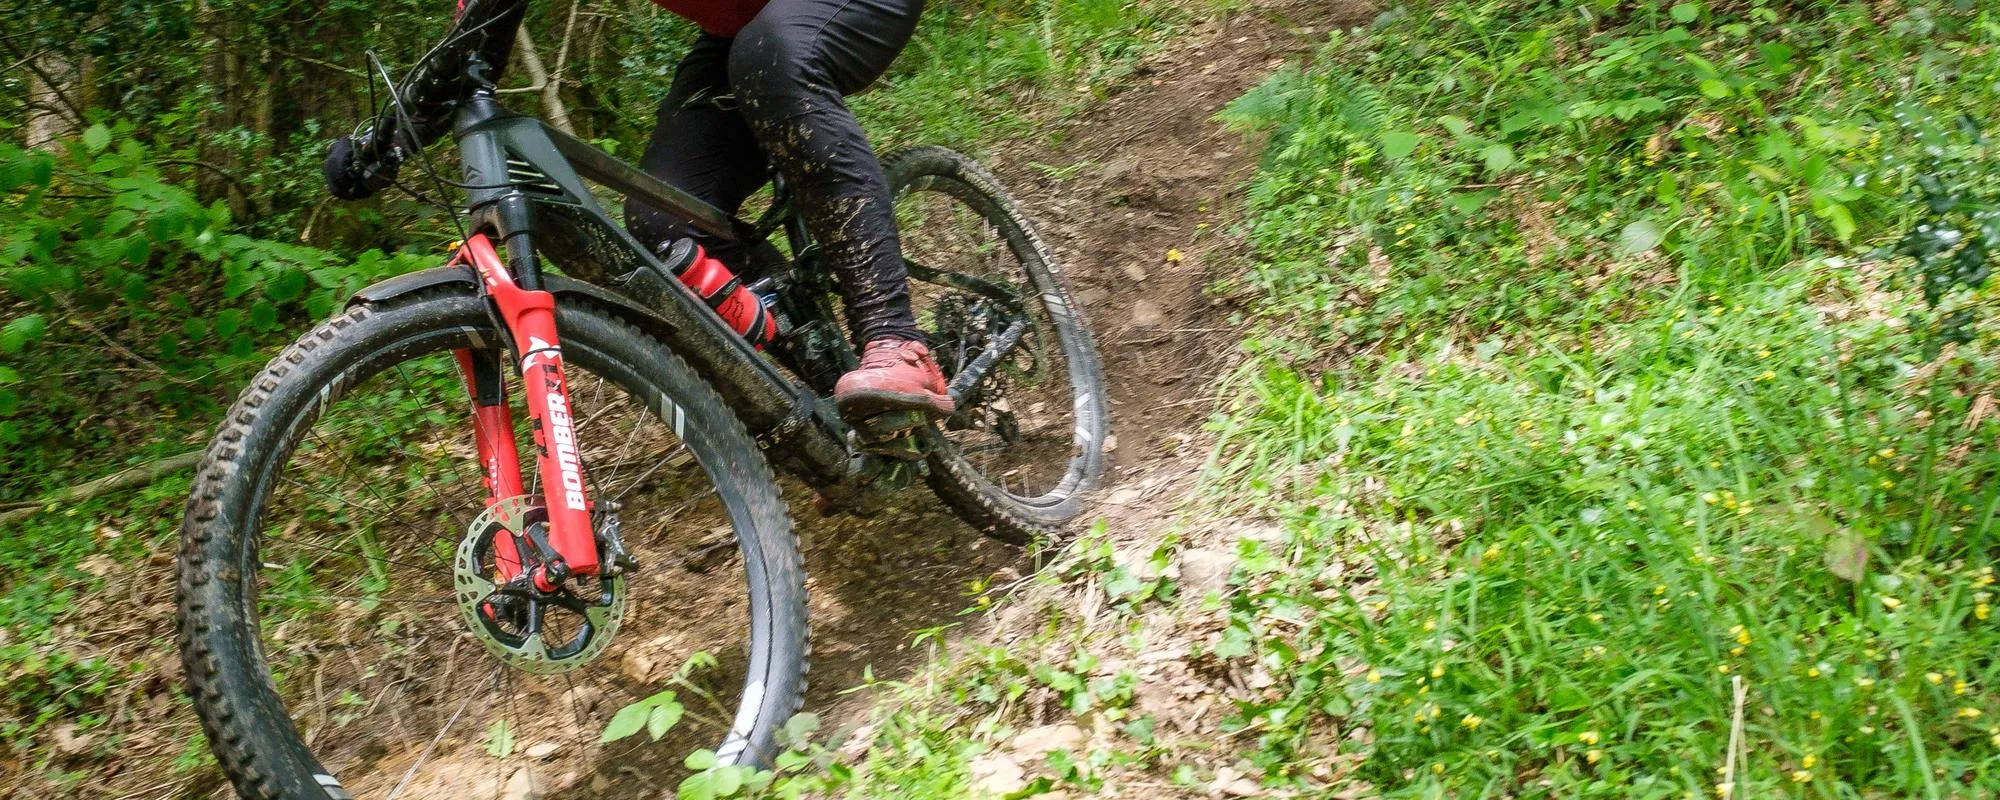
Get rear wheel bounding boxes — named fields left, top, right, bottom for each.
left=177, top=290, right=806, bottom=799
left=885, top=146, right=1109, bottom=545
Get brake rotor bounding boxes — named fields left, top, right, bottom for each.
left=452, top=496, right=626, bottom=674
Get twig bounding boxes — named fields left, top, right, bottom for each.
left=508, top=27, right=574, bottom=134
left=158, top=158, right=255, bottom=198
left=1720, top=675, right=1747, bottom=798
left=286, top=53, right=370, bottom=79
left=551, top=0, right=583, bottom=87
left=53, top=298, right=199, bottom=387
left=1, top=40, right=84, bottom=124
left=0, top=451, right=203, bottom=526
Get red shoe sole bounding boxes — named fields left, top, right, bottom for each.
left=835, top=388, right=956, bottom=422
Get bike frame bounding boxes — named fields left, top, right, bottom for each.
left=384, top=73, right=1028, bottom=584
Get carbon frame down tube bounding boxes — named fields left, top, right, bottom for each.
left=455, top=233, right=600, bottom=581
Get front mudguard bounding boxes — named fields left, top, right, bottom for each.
left=346, top=265, right=675, bottom=343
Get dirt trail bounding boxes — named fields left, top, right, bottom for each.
left=809, top=0, right=1373, bottom=749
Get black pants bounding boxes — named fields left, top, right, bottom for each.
left=625, top=0, right=925, bottom=345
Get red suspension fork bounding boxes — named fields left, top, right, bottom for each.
left=453, top=347, right=526, bottom=577
left=455, top=234, right=600, bottom=578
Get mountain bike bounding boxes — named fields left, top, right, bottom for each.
left=175, top=0, right=1106, bottom=795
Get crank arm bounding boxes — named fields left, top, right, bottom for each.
left=947, top=317, right=1029, bottom=405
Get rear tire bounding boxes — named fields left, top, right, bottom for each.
left=177, top=290, right=806, bottom=798
left=885, top=146, right=1109, bottom=546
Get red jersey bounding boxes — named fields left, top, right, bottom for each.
left=651, top=0, right=769, bottom=36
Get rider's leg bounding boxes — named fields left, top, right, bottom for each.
left=727, top=0, right=955, bottom=419
left=626, top=34, right=770, bottom=269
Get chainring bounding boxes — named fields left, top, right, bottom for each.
left=452, top=496, right=626, bottom=674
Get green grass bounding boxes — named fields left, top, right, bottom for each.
left=855, top=0, right=1180, bottom=150
left=1202, top=1, right=2000, bottom=796
left=826, top=2, right=2000, bottom=798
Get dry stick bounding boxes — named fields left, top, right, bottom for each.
left=506, top=28, right=574, bottom=134
left=0, top=451, right=203, bottom=526
left=1721, top=675, right=1747, bottom=797
left=550, top=0, right=583, bottom=89
left=54, top=297, right=199, bottom=387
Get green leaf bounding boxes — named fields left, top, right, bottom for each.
left=1, top=315, right=47, bottom=354
left=684, top=748, right=719, bottom=771
left=484, top=719, right=514, bottom=758
left=1821, top=202, right=1857, bottom=241
left=781, top=712, right=820, bottom=746
left=214, top=309, right=243, bottom=340
left=1481, top=143, right=1515, bottom=173
left=678, top=772, right=716, bottom=800
left=646, top=700, right=684, bottom=740
left=250, top=300, right=279, bottom=331
left=0, top=366, right=18, bottom=384
left=600, top=703, right=650, bottom=743
left=712, top=767, right=743, bottom=796
left=121, top=235, right=150, bottom=265
left=1380, top=131, right=1420, bottom=160
left=1698, top=79, right=1731, bottom=99
left=1670, top=2, right=1699, bottom=23
left=82, top=124, right=111, bottom=154
left=1619, top=220, right=1666, bottom=254
left=266, top=268, right=308, bottom=303
left=1435, top=115, right=1471, bottom=138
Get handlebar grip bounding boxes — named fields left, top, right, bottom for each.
left=323, top=132, right=403, bottom=201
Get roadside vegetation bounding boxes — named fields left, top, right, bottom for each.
left=828, top=1, right=2000, bottom=798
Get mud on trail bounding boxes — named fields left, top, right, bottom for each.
left=6, top=2, right=1364, bottom=798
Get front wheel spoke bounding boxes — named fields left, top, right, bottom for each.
left=610, top=443, right=692, bottom=503
left=391, top=363, right=478, bottom=532
left=264, top=594, right=455, bottom=607
left=267, top=533, right=452, bottom=578
left=386, top=665, right=500, bottom=800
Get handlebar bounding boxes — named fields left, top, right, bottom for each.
left=323, top=0, right=528, bottom=200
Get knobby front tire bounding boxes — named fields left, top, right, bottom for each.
left=177, top=289, right=806, bottom=799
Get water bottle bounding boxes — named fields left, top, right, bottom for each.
left=659, top=239, right=778, bottom=349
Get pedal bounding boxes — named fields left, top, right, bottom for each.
left=850, top=410, right=928, bottom=461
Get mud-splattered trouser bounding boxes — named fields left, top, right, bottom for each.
left=625, top=0, right=926, bottom=345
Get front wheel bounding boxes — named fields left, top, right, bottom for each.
left=885, top=146, right=1110, bottom=545
left=177, top=290, right=806, bottom=798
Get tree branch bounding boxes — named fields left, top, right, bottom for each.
left=510, top=27, right=574, bottom=134
left=0, top=451, right=204, bottom=526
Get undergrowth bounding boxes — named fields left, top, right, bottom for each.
left=1205, top=1, right=2000, bottom=796
left=827, top=2, right=2000, bottom=799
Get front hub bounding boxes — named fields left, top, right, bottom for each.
left=452, top=496, right=626, bottom=674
